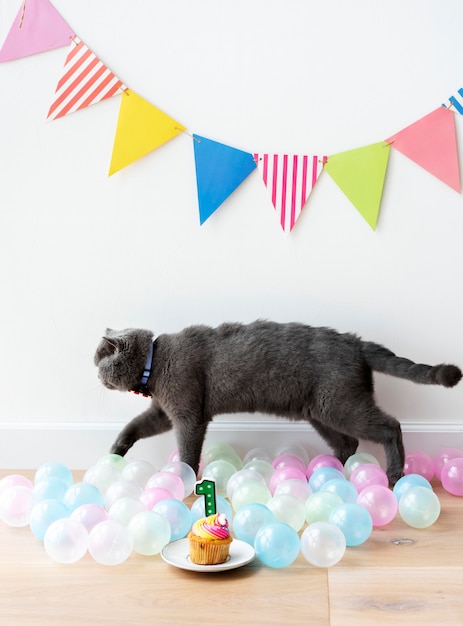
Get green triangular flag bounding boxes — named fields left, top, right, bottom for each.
left=324, top=141, right=391, bottom=230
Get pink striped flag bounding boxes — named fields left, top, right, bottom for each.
left=47, top=36, right=126, bottom=120
left=254, top=153, right=327, bottom=232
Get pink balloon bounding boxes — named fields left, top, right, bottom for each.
left=434, top=448, right=463, bottom=478
left=404, top=451, right=435, bottom=482
left=71, top=504, right=109, bottom=532
left=146, top=472, right=185, bottom=501
left=140, top=487, right=174, bottom=509
left=357, top=484, right=398, bottom=526
left=0, top=474, right=33, bottom=496
left=440, top=458, right=463, bottom=496
left=269, top=466, right=307, bottom=495
left=306, top=454, right=344, bottom=479
left=272, top=454, right=306, bottom=474
left=350, top=464, right=389, bottom=492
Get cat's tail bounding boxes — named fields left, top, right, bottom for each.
left=361, top=341, right=462, bottom=387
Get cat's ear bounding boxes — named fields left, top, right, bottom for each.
left=102, top=336, right=120, bottom=354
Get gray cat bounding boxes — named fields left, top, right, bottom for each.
left=94, top=321, right=461, bottom=485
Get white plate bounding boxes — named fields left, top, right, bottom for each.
left=161, top=538, right=255, bottom=573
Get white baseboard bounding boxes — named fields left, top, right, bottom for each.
left=1, top=420, right=463, bottom=471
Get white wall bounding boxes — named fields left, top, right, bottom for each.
left=1, top=0, right=462, bottom=467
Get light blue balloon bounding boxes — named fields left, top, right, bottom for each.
left=63, top=482, right=104, bottom=512
left=33, top=477, right=68, bottom=502
left=321, top=478, right=358, bottom=503
left=309, top=467, right=345, bottom=492
left=29, top=499, right=69, bottom=541
left=393, top=474, right=433, bottom=501
left=34, top=462, right=73, bottom=488
left=233, top=503, right=275, bottom=546
left=152, top=499, right=192, bottom=541
left=190, top=495, right=233, bottom=524
left=254, top=522, right=300, bottom=568
left=329, top=503, right=373, bottom=547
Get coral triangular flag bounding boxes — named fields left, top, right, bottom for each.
left=193, top=135, right=257, bottom=225
left=47, top=37, right=126, bottom=120
left=386, top=107, right=460, bottom=192
left=324, top=142, right=390, bottom=230
left=109, top=90, right=185, bottom=175
left=0, top=0, right=74, bottom=62
left=254, top=153, right=327, bottom=232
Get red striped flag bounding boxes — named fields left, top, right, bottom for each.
left=47, top=36, right=126, bottom=120
left=254, top=153, right=327, bottom=232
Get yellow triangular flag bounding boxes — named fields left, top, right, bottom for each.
left=109, top=89, right=185, bottom=175
left=324, top=141, right=390, bottom=230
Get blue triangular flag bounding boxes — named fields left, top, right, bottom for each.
left=193, top=134, right=257, bottom=224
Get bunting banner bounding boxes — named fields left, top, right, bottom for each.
left=443, top=87, right=463, bottom=114
left=193, top=135, right=257, bottom=225
left=109, top=89, right=186, bottom=176
left=254, top=153, right=327, bottom=233
left=386, top=107, right=460, bottom=193
left=0, top=0, right=74, bottom=63
left=324, top=142, right=391, bottom=230
left=47, top=37, right=126, bottom=120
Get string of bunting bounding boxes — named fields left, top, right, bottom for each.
left=1, top=0, right=461, bottom=233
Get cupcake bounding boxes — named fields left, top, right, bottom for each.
left=188, top=513, right=232, bottom=565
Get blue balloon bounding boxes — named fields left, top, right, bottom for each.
left=29, top=499, right=69, bottom=541
left=309, top=467, right=345, bottom=492
left=63, top=482, right=104, bottom=512
left=34, top=477, right=68, bottom=502
left=321, top=478, right=358, bottom=503
left=233, top=503, right=275, bottom=546
left=152, top=499, right=192, bottom=541
left=190, top=495, right=233, bottom=524
left=254, top=522, right=300, bottom=568
left=393, top=474, right=433, bottom=501
left=329, top=503, right=373, bottom=547
left=34, top=462, right=73, bottom=488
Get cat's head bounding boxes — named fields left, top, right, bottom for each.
left=94, top=328, right=154, bottom=392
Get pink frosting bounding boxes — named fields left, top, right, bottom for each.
left=192, top=513, right=230, bottom=539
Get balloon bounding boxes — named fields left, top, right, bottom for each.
left=266, top=494, right=306, bottom=532
left=243, top=460, right=274, bottom=486
left=242, top=447, right=274, bottom=465
left=356, top=485, right=398, bottom=526
left=104, top=480, right=143, bottom=510
left=320, top=478, right=358, bottom=503
left=233, top=503, right=275, bottom=546
left=96, top=453, right=128, bottom=473
left=140, top=487, right=174, bottom=510
left=44, top=518, right=88, bottom=564
left=83, top=464, right=121, bottom=494
left=254, top=522, right=300, bottom=568
left=305, top=491, right=344, bottom=524
left=433, top=447, right=463, bottom=477
left=33, top=477, right=68, bottom=502
left=274, top=444, right=309, bottom=465
left=121, top=460, right=156, bottom=489
left=34, top=462, right=73, bottom=488
left=329, top=503, right=373, bottom=546
left=203, top=443, right=243, bottom=470
left=398, top=486, right=441, bottom=528
left=404, top=451, right=435, bottom=482
left=344, top=452, right=380, bottom=479
left=300, top=521, right=347, bottom=567
left=0, top=474, right=33, bottom=496
left=226, top=469, right=266, bottom=501
left=190, top=495, right=233, bottom=524
left=0, top=485, right=35, bottom=527
left=63, top=482, right=105, bottom=512
left=152, top=499, right=192, bottom=541
left=161, top=461, right=197, bottom=497
left=349, top=464, right=388, bottom=492
left=108, top=497, right=147, bottom=526
left=269, top=466, right=307, bottom=495
left=273, top=479, right=311, bottom=502
left=201, top=460, right=237, bottom=497
left=231, top=481, right=272, bottom=511
left=29, top=499, right=69, bottom=540
left=88, top=520, right=134, bottom=565
left=128, top=511, right=171, bottom=556
left=309, top=467, right=345, bottom=493
left=70, top=504, right=109, bottom=532
left=393, top=474, right=433, bottom=501
left=146, top=471, right=185, bottom=501
left=440, top=458, right=463, bottom=496
left=272, top=454, right=306, bottom=474
left=306, top=454, right=344, bottom=479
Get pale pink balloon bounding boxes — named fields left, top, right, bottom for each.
left=350, top=463, right=389, bottom=492
left=306, top=454, right=344, bottom=479
left=404, top=451, right=435, bottom=482
left=441, top=458, right=463, bottom=496
left=434, top=448, right=463, bottom=478
left=357, top=484, right=398, bottom=526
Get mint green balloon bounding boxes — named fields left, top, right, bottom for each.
left=243, top=460, right=275, bottom=486
left=231, top=480, right=272, bottom=511
left=305, top=491, right=344, bottom=524
left=398, top=486, right=441, bottom=529
left=201, top=460, right=237, bottom=498
left=267, top=494, right=306, bottom=532
left=128, top=511, right=171, bottom=556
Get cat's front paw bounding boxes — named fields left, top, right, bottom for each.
left=110, top=438, right=131, bottom=457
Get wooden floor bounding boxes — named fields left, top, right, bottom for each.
left=1, top=470, right=462, bottom=625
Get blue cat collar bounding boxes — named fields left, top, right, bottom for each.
left=129, top=341, right=154, bottom=398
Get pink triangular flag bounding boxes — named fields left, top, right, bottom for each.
left=0, top=0, right=74, bottom=62
left=386, top=107, right=460, bottom=192
left=254, top=153, right=327, bottom=232
left=47, top=37, right=126, bottom=120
